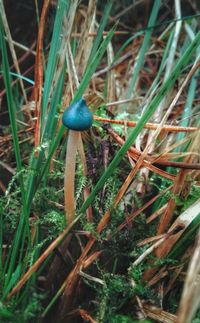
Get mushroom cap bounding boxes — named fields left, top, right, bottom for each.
left=62, top=98, right=93, bottom=131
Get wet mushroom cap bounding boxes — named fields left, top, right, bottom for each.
left=62, top=98, right=93, bottom=131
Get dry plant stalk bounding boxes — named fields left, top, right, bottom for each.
left=75, top=0, right=97, bottom=74
left=177, top=230, right=200, bottom=323
left=94, top=116, right=197, bottom=133
left=34, top=0, right=51, bottom=148
left=143, top=303, right=177, bottom=323
left=68, top=309, right=98, bottom=323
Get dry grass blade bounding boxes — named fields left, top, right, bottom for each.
left=107, top=41, right=116, bottom=102
left=130, top=234, right=168, bottom=268
left=143, top=303, right=177, bottom=323
left=156, top=168, right=186, bottom=236
left=94, top=116, right=197, bottom=132
left=34, top=0, right=51, bottom=148
left=177, top=230, right=200, bottom=323
left=67, top=308, right=98, bottom=323
left=75, top=0, right=97, bottom=75
left=145, top=0, right=182, bottom=137
left=156, top=198, right=200, bottom=258
left=146, top=204, right=167, bottom=223
left=4, top=37, right=36, bottom=55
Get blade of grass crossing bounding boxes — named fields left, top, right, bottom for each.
left=175, top=68, right=199, bottom=152
left=75, top=25, right=117, bottom=100
left=169, top=213, right=200, bottom=259
left=87, top=0, right=113, bottom=65
left=41, top=0, right=69, bottom=126
left=146, top=30, right=174, bottom=97
left=126, top=0, right=161, bottom=99
left=43, top=66, right=65, bottom=141
left=112, top=31, right=144, bottom=63
left=175, top=27, right=199, bottom=152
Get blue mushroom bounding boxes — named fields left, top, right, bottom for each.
left=62, top=98, right=93, bottom=131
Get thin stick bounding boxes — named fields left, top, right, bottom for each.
left=4, top=36, right=36, bottom=55
left=94, top=116, right=197, bottom=133
left=130, top=234, right=167, bottom=267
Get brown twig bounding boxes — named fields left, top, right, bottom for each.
left=94, top=116, right=197, bottom=133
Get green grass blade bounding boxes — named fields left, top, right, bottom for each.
left=43, top=66, right=65, bottom=141
left=41, top=0, right=69, bottom=125
left=2, top=264, right=22, bottom=297
left=0, top=302, right=14, bottom=319
left=126, top=0, right=161, bottom=99
left=75, top=25, right=117, bottom=100
left=0, top=19, right=26, bottom=208
left=146, top=29, right=174, bottom=97
left=0, top=17, right=32, bottom=291
left=87, top=0, right=113, bottom=65
left=175, top=68, right=199, bottom=152
left=113, top=31, right=144, bottom=64
left=0, top=71, right=34, bottom=85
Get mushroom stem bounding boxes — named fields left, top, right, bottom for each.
left=62, top=97, right=93, bottom=224
left=64, top=130, right=80, bottom=224
left=78, top=136, right=93, bottom=223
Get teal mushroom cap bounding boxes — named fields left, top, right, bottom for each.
left=62, top=98, right=93, bottom=131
